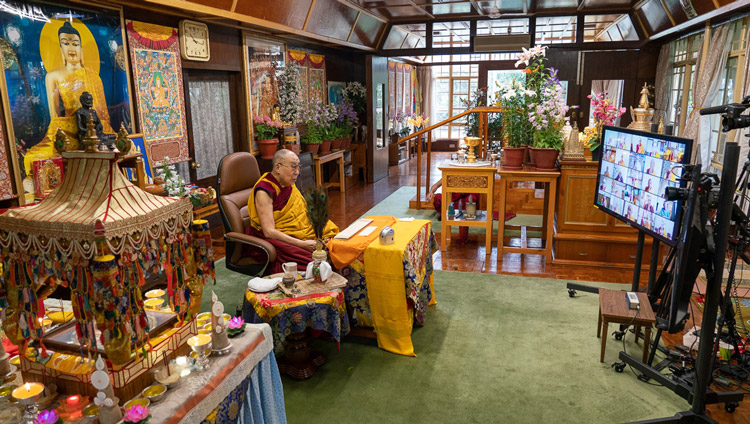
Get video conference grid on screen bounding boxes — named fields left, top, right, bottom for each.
left=596, top=129, right=687, bottom=243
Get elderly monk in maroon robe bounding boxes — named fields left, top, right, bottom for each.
left=246, top=149, right=338, bottom=273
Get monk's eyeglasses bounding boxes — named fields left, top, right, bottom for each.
left=279, top=163, right=300, bottom=173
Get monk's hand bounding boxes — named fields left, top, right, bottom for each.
left=301, top=239, right=317, bottom=252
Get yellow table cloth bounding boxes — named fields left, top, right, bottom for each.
left=363, top=219, right=434, bottom=356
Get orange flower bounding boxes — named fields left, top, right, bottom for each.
left=523, top=68, right=533, bottom=74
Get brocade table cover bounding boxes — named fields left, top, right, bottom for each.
left=148, top=323, right=285, bottom=424
left=242, top=287, right=350, bottom=353
left=342, top=219, right=438, bottom=356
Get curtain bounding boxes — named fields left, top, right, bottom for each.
left=735, top=28, right=750, bottom=169
left=188, top=79, right=236, bottom=181
left=683, top=25, right=731, bottom=170
left=418, top=66, right=433, bottom=121
left=654, top=43, right=673, bottom=124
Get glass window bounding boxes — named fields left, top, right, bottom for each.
left=710, top=56, right=738, bottom=169
left=583, top=14, right=638, bottom=42
left=535, top=16, right=577, bottom=44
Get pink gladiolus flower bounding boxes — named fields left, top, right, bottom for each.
left=35, top=410, right=60, bottom=424
left=228, top=316, right=245, bottom=329
left=124, top=405, right=149, bottom=423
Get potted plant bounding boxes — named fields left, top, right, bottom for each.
left=342, top=81, right=366, bottom=127
left=301, top=121, right=323, bottom=155
left=583, top=91, right=626, bottom=161
left=337, top=101, right=359, bottom=150
left=253, top=115, right=283, bottom=159
left=528, top=74, right=569, bottom=171
left=277, top=65, right=303, bottom=124
left=494, top=78, right=534, bottom=169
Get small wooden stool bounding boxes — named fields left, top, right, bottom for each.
left=597, top=289, right=656, bottom=363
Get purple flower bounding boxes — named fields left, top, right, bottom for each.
left=124, top=404, right=149, bottom=423
left=228, top=317, right=245, bottom=330
left=35, top=410, right=60, bottom=424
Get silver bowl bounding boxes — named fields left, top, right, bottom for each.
left=141, top=383, right=167, bottom=403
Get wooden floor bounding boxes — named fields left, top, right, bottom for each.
left=213, top=152, right=749, bottom=423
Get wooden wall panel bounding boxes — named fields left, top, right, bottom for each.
left=234, top=0, right=312, bottom=30
left=690, top=0, right=717, bottom=14
left=306, top=0, right=358, bottom=40
left=350, top=14, right=386, bottom=48
left=185, top=0, right=232, bottom=11
left=182, top=24, right=242, bottom=72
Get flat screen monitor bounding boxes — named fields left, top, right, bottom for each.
left=594, top=126, right=693, bottom=246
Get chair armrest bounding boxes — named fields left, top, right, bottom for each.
left=225, top=232, right=277, bottom=263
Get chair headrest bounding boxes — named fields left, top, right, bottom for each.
left=219, top=152, right=260, bottom=195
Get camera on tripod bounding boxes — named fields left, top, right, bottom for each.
left=700, top=95, right=750, bottom=131
left=664, top=165, right=720, bottom=208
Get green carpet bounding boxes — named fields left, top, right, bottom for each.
left=207, top=261, right=689, bottom=423
left=363, top=186, right=542, bottom=237
left=281, top=272, right=688, bottom=424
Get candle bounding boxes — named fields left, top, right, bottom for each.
left=66, top=395, right=81, bottom=407
left=12, top=382, right=44, bottom=400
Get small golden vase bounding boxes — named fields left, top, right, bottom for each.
left=464, top=136, right=481, bottom=163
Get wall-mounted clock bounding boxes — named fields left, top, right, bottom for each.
left=179, top=20, right=210, bottom=62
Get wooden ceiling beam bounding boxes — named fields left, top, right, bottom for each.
left=109, top=0, right=377, bottom=51
left=408, top=0, right=436, bottom=19
left=648, top=0, right=750, bottom=41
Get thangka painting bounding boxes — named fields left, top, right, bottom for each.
left=388, top=61, right=396, bottom=116
left=287, top=49, right=327, bottom=106
left=309, top=68, right=326, bottom=104
left=244, top=34, right=285, bottom=154
left=0, top=119, right=14, bottom=200
left=0, top=1, right=132, bottom=203
left=396, top=64, right=403, bottom=117
left=126, top=20, right=189, bottom=164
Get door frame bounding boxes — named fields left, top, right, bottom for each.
left=183, top=69, right=243, bottom=187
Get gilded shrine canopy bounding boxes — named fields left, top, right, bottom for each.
left=0, top=151, right=192, bottom=258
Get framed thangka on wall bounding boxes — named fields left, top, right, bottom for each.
left=243, top=33, right=284, bottom=154
left=126, top=20, right=189, bottom=164
left=0, top=1, right=133, bottom=204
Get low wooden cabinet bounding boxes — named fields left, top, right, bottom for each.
left=553, top=160, right=667, bottom=267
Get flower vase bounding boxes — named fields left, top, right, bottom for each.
left=311, top=241, right=327, bottom=284
left=591, top=146, right=602, bottom=163
left=304, top=143, right=320, bottom=155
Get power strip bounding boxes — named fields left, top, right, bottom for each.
left=626, top=292, right=640, bottom=309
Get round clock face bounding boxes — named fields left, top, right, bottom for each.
left=212, top=301, right=224, bottom=317
left=91, top=370, right=110, bottom=390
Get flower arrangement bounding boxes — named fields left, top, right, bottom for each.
left=227, top=316, right=246, bottom=338
left=188, top=186, right=215, bottom=208
left=336, top=101, right=359, bottom=137
left=276, top=65, right=304, bottom=123
left=584, top=91, right=626, bottom=151
left=494, top=78, right=534, bottom=147
left=304, top=103, right=339, bottom=141
left=253, top=115, right=284, bottom=141
left=158, top=156, right=187, bottom=197
left=123, top=404, right=151, bottom=424
left=36, top=410, right=62, bottom=424
left=528, top=73, right=569, bottom=149
left=407, top=114, right=429, bottom=130
left=341, top=81, right=366, bottom=117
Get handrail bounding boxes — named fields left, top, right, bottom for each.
left=393, top=106, right=505, bottom=209
left=396, top=106, right=505, bottom=144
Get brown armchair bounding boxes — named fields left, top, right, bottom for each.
left=217, top=152, right=276, bottom=277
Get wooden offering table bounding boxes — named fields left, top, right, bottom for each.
left=438, top=162, right=496, bottom=255
left=314, top=151, right=345, bottom=197
left=496, top=167, right=559, bottom=263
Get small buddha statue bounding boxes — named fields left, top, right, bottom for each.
left=75, top=92, right=103, bottom=142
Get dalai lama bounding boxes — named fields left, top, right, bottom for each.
left=246, top=149, right=339, bottom=273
